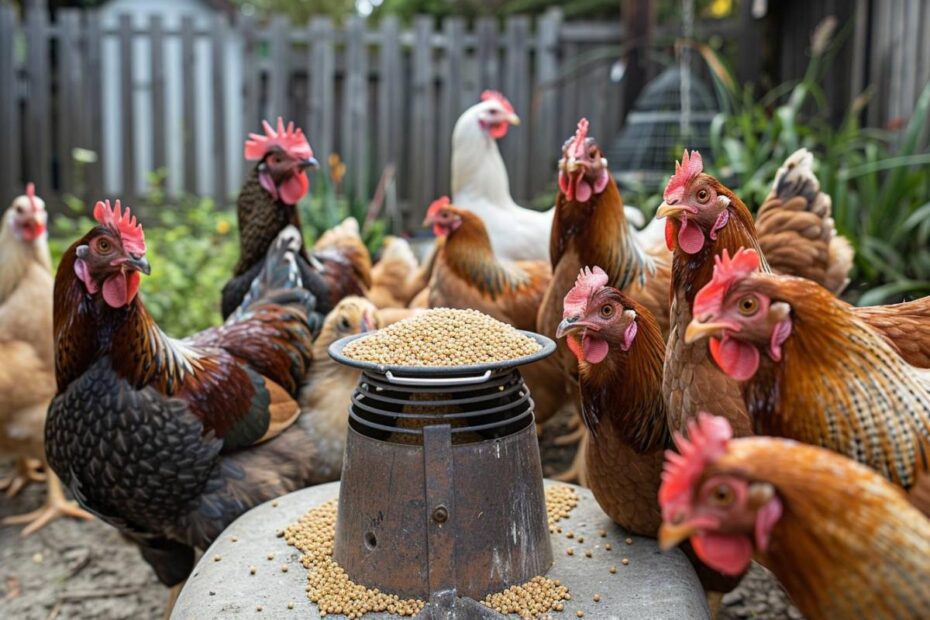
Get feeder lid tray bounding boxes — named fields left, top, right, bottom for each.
left=329, top=331, right=556, bottom=378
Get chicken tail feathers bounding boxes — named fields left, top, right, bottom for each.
left=231, top=226, right=323, bottom=335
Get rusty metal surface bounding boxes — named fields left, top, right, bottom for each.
left=423, top=425, right=455, bottom=594
left=333, top=420, right=552, bottom=599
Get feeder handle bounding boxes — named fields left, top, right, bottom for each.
left=383, top=370, right=492, bottom=386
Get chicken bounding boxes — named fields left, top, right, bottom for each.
left=451, top=92, right=646, bottom=262
left=754, top=149, right=854, bottom=295
left=311, top=216, right=372, bottom=302
left=555, top=266, right=669, bottom=535
left=0, top=185, right=92, bottom=535
left=658, top=149, right=928, bottom=438
left=658, top=413, right=930, bottom=620
left=537, top=119, right=670, bottom=480
left=368, top=236, right=429, bottom=309
left=298, top=296, right=378, bottom=480
left=422, top=197, right=567, bottom=427
left=46, top=201, right=323, bottom=604
left=685, top=248, right=930, bottom=515
left=220, top=118, right=328, bottom=322
left=556, top=266, right=738, bottom=600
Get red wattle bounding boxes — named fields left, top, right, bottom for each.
left=692, top=533, right=754, bottom=576
left=677, top=217, right=706, bottom=254
left=582, top=334, right=609, bottom=364
left=709, top=336, right=760, bottom=381
left=665, top=219, right=676, bottom=251
left=102, top=271, right=141, bottom=308
left=279, top=171, right=309, bottom=205
left=575, top=178, right=593, bottom=202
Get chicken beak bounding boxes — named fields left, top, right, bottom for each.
left=299, top=157, right=319, bottom=170
left=658, top=522, right=697, bottom=551
left=656, top=202, right=688, bottom=219
left=126, top=255, right=152, bottom=275
left=556, top=317, right=580, bottom=339
left=507, top=113, right=521, bottom=126
left=684, top=320, right=729, bottom=344
left=565, top=158, right=581, bottom=173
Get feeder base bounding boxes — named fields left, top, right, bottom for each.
left=172, top=481, right=709, bottom=619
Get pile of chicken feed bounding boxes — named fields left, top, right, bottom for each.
left=341, top=308, right=541, bottom=367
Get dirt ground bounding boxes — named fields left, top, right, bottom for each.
left=0, top=413, right=800, bottom=619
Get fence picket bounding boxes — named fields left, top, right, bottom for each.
left=0, top=5, right=17, bottom=202
left=118, top=15, right=136, bottom=199
left=343, top=17, right=369, bottom=200
left=240, top=13, right=259, bottom=177
left=57, top=11, right=81, bottom=195
left=83, top=10, right=104, bottom=200
left=534, top=9, right=561, bottom=186
left=377, top=16, right=402, bottom=194
left=149, top=14, right=167, bottom=174
left=268, top=16, right=289, bottom=120
left=476, top=17, right=499, bottom=93
left=503, top=16, right=530, bottom=200
left=211, top=14, right=228, bottom=205
left=25, top=3, right=50, bottom=195
left=409, top=16, right=435, bottom=223
left=180, top=16, right=196, bottom=193
left=438, top=17, right=465, bottom=197
left=309, top=16, right=334, bottom=171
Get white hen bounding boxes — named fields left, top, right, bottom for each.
left=451, top=91, right=651, bottom=263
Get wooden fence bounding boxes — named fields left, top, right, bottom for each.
left=0, top=4, right=746, bottom=228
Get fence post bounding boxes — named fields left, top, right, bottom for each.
left=150, top=14, right=167, bottom=174
left=502, top=16, right=530, bottom=201
left=409, top=15, right=435, bottom=225
left=308, top=16, right=335, bottom=174
left=211, top=14, right=229, bottom=206
left=377, top=15, right=402, bottom=195
left=118, top=14, right=136, bottom=199
left=0, top=4, right=21, bottom=203
left=343, top=16, right=369, bottom=201
left=533, top=8, right=562, bottom=198
left=180, top=15, right=197, bottom=194
left=24, top=1, right=50, bottom=196
left=240, top=12, right=259, bottom=180
left=83, top=10, right=104, bottom=201
left=437, top=17, right=465, bottom=198
left=268, top=16, right=289, bottom=120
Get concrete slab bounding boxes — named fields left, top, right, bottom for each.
left=173, top=481, right=708, bottom=619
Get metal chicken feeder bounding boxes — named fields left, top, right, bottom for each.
left=327, top=332, right=556, bottom=613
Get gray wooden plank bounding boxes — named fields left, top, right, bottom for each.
left=309, top=16, right=334, bottom=171
left=438, top=17, right=465, bottom=197
left=149, top=14, right=167, bottom=173
left=83, top=10, right=104, bottom=200
left=25, top=2, right=50, bottom=195
left=268, top=16, right=289, bottom=119
left=343, top=16, right=368, bottom=200
left=240, top=12, right=259, bottom=172
left=56, top=10, right=81, bottom=195
left=0, top=5, right=18, bottom=202
left=502, top=16, right=530, bottom=201
left=900, top=0, right=920, bottom=121
left=118, top=15, right=136, bottom=199
left=533, top=8, right=561, bottom=198
left=211, top=14, right=228, bottom=205
left=377, top=16, right=401, bottom=192
left=849, top=0, right=868, bottom=110
left=475, top=17, right=498, bottom=92
left=180, top=15, right=196, bottom=193
left=409, top=16, right=435, bottom=225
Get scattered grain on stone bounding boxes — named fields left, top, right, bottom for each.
left=625, top=537, right=633, bottom=545
left=546, top=485, right=579, bottom=525
left=342, top=308, right=541, bottom=367
left=622, top=558, right=630, bottom=566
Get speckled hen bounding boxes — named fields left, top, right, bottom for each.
left=46, top=201, right=324, bottom=606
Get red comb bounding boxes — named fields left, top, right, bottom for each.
left=244, top=117, right=313, bottom=161
left=663, top=149, right=704, bottom=203
left=563, top=266, right=608, bottom=318
left=659, top=413, right=732, bottom=507
left=693, top=248, right=762, bottom=319
left=427, top=196, right=451, bottom=218
left=480, top=90, right=514, bottom=114
left=566, top=118, right=590, bottom=159
left=93, top=199, right=146, bottom=256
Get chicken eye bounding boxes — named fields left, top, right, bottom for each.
left=710, top=484, right=735, bottom=506
left=738, top=296, right=759, bottom=316
left=696, top=188, right=710, bottom=203
left=339, top=317, right=351, bottom=330
left=600, top=304, right=614, bottom=318
left=95, top=238, right=112, bottom=253
left=588, top=147, right=598, bottom=159
left=15, top=205, right=23, bottom=214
